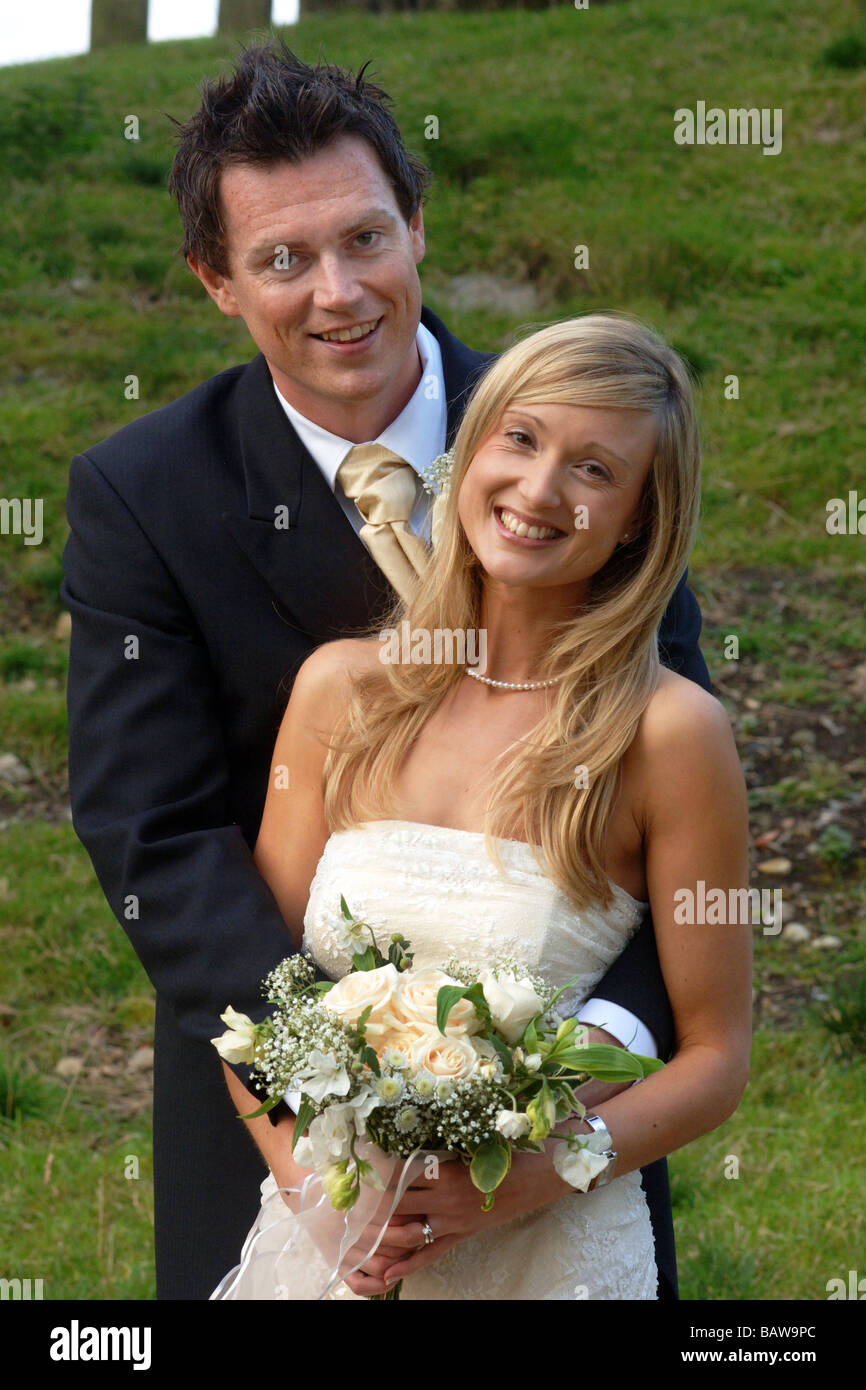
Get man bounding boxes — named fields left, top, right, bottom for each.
left=62, top=41, right=709, bottom=1300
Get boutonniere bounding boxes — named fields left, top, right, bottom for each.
left=419, top=449, right=455, bottom=499
left=419, top=450, right=455, bottom=551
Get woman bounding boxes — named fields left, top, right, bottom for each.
left=217, top=313, right=752, bottom=1300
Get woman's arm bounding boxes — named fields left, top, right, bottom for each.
left=222, top=1060, right=304, bottom=1196
left=553, top=672, right=752, bottom=1174
left=355, top=673, right=751, bottom=1295
left=251, top=637, right=376, bottom=946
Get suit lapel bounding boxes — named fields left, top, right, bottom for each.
left=222, top=316, right=494, bottom=641
left=222, top=354, right=394, bottom=640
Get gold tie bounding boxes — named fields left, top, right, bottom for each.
left=336, top=443, right=430, bottom=602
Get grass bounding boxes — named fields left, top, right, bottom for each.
left=1, top=0, right=864, bottom=1299
left=672, top=1028, right=866, bottom=1300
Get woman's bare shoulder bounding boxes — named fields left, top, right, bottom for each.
left=295, top=636, right=382, bottom=685
left=629, top=667, right=743, bottom=803
left=642, top=667, right=729, bottom=737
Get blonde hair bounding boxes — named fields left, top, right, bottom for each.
left=322, top=314, right=701, bottom=910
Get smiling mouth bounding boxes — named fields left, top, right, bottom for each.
left=495, top=506, right=567, bottom=541
left=311, top=318, right=381, bottom=343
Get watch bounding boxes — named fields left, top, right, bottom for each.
left=582, top=1112, right=618, bottom=1190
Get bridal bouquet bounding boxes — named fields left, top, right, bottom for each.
left=213, top=897, right=663, bottom=1216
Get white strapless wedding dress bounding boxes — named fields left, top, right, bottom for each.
left=216, top=819, right=658, bottom=1301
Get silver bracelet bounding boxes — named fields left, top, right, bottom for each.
left=582, top=1112, right=617, bottom=1190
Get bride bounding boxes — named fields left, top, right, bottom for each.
left=216, top=313, right=752, bottom=1300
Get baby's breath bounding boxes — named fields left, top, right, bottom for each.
left=262, top=953, right=317, bottom=1006
left=418, top=449, right=455, bottom=498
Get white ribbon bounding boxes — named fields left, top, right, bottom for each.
left=211, top=1142, right=442, bottom=1301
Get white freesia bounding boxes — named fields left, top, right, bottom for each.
left=210, top=1006, right=257, bottom=1064
left=292, top=1048, right=351, bottom=1104
left=552, top=1130, right=613, bottom=1193
left=292, top=1090, right=381, bottom=1172
left=495, top=1109, right=533, bottom=1140
left=479, top=970, right=545, bottom=1045
left=346, top=1086, right=381, bottom=1136
left=296, top=1104, right=355, bottom=1168
left=291, top=1134, right=316, bottom=1169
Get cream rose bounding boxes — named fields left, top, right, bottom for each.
left=392, top=966, right=482, bottom=1037
left=411, top=1030, right=479, bottom=1080
left=479, top=969, right=544, bottom=1045
left=321, top=963, right=401, bottom=1042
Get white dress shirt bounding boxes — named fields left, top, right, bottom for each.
left=273, top=321, right=447, bottom=543
left=271, top=323, right=656, bottom=1062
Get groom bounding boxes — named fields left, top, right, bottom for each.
left=62, top=41, right=709, bottom=1300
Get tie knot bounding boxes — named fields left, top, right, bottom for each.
left=337, top=443, right=419, bottom=524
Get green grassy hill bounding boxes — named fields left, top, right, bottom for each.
left=1, top=0, right=864, bottom=1300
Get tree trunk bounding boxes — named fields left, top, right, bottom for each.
left=217, top=0, right=273, bottom=32
left=90, top=0, right=149, bottom=48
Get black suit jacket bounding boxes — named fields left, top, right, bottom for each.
left=62, top=306, right=710, bottom=1299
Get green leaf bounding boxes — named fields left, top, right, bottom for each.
left=553, top=1043, right=650, bottom=1082
left=522, top=1017, right=539, bottom=1052
left=360, top=1045, right=381, bottom=1077
left=545, top=975, right=583, bottom=1013
left=351, top=946, right=379, bottom=973
left=340, top=895, right=354, bottom=921
left=435, top=981, right=492, bottom=1033
left=630, top=1052, right=666, bottom=1075
left=436, top=984, right=471, bottom=1034
left=469, top=1135, right=511, bottom=1194
left=487, top=1031, right=512, bottom=1066
left=238, top=1093, right=283, bottom=1119
left=555, top=1080, right=583, bottom=1116
left=291, top=1097, right=316, bottom=1151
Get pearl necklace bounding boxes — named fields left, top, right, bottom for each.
left=465, top=668, right=564, bottom=692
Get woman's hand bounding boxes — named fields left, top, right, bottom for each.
left=341, top=1146, right=570, bottom=1296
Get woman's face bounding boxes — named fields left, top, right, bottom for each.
left=456, top=400, right=659, bottom=603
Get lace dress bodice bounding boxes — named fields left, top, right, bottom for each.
left=304, top=819, right=646, bottom=1012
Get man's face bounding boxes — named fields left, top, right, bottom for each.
left=188, top=134, right=426, bottom=439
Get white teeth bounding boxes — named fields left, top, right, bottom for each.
left=318, top=319, right=378, bottom=342
left=498, top=508, right=561, bottom=540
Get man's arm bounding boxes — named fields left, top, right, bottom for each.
left=62, top=449, right=298, bottom=1059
